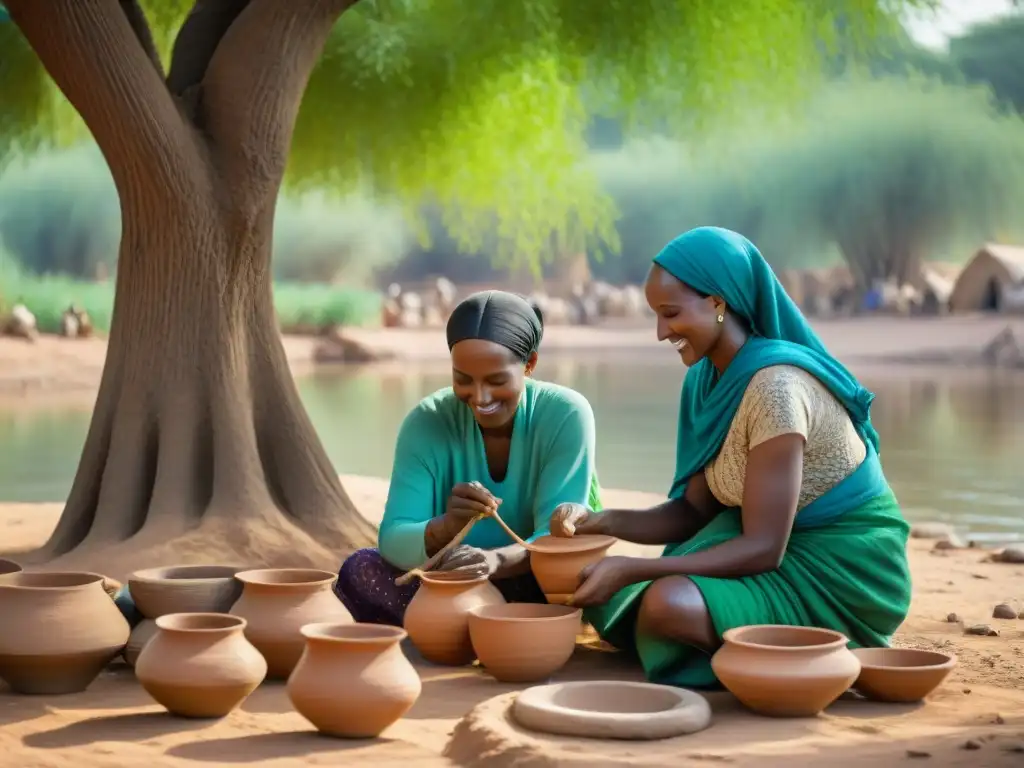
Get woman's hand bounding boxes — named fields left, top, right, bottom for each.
left=550, top=502, right=603, bottom=537
left=569, top=556, right=644, bottom=607
left=445, top=481, right=500, bottom=529
left=435, top=544, right=502, bottom=578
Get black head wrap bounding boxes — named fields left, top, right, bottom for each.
left=445, top=290, right=544, bottom=363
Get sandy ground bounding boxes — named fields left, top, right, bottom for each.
left=1, top=476, right=1023, bottom=767
left=2, top=315, right=1023, bottom=399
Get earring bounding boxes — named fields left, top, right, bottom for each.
left=717, top=314, right=724, bottom=323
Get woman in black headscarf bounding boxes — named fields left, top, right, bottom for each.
left=334, top=290, right=603, bottom=625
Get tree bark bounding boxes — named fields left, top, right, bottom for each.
left=8, top=0, right=373, bottom=577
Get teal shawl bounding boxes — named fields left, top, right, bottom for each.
left=654, top=226, right=890, bottom=529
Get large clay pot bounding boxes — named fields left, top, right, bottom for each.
left=288, top=623, right=421, bottom=738
left=711, top=625, right=861, bottom=717
left=0, top=571, right=130, bottom=694
left=529, top=535, right=616, bottom=603
left=0, top=558, right=22, bottom=576
left=230, top=568, right=352, bottom=679
left=135, top=613, right=267, bottom=718
left=128, top=564, right=245, bottom=619
left=468, top=603, right=581, bottom=683
left=403, top=572, right=505, bottom=666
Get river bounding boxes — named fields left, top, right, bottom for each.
left=1, top=357, right=1022, bottom=543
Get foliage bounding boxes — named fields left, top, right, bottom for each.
left=0, top=0, right=931, bottom=272
left=949, top=13, right=1024, bottom=114
left=0, top=145, right=410, bottom=284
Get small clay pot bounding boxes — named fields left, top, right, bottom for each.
left=128, top=565, right=245, bottom=619
left=468, top=603, right=582, bottom=683
left=404, top=572, right=505, bottom=665
left=135, top=613, right=266, bottom=718
left=512, top=680, right=713, bottom=740
left=711, top=625, right=861, bottom=717
left=0, top=571, right=130, bottom=694
left=0, top=558, right=23, bottom=576
left=230, top=568, right=352, bottom=679
left=529, top=535, right=616, bottom=601
left=123, top=619, right=159, bottom=668
left=288, top=623, right=421, bottom=738
left=851, top=648, right=957, bottom=703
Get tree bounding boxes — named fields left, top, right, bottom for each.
left=0, top=0, right=924, bottom=576
left=949, top=13, right=1024, bottom=114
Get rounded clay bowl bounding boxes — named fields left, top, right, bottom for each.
left=512, top=680, right=712, bottom=740
left=128, top=565, right=245, bottom=619
left=851, top=648, right=957, bottom=703
left=468, top=603, right=581, bottom=683
left=528, top=534, right=616, bottom=598
left=0, top=559, right=23, bottom=577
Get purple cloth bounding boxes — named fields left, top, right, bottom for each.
left=335, top=548, right=547, bottom=626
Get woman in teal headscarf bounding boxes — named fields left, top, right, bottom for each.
left=550, top=226, right=912, bottom=688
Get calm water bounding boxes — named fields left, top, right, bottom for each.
left=1, top=357, right=1022, bottom=543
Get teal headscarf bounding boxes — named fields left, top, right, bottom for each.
left=653, top=226, right=889, bottom=528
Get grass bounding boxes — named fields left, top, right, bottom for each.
left=0, top=260, right=382, bottom=334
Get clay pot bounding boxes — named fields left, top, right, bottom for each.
left=529, top=535, right=616, bottom=602
left=0, top=571, right=130, bottom=694
left=403, top=572, right=505, bottom=665
left=851, top=648, right=957, bottom=703
left=123, top=619, right=159, bottom=668
left=711, top=625, right=861, bottom=717
left=512, top=680, right=713, bottom=740
left=135, top=613, right=267, bottom=718
left=230, top=568, right=352, bottom=679
left=468, top=603, right=581, bottom=683
left=288, top=623, right=421, bottom=738
left=128, top=564, right=245, bottom=619
left=0, top=558, right=22, bottom=576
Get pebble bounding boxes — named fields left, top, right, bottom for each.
left=961, top=739, right=982, bottom=750
left=910, top=522, right=956, bottom=540
left=1003, top=744, right=1024, bottom=754
left=946, top=613, right=961, bottom=623
left=992, top=604, right=1017, bottom=620
left=964, top=624, right=1000, bottom=637
left=993, top=546, right=1024, bottom=564
left=905, top=749, right=931, bottom=759
left=933, top=537, right=965, bottom=550
left=994, top=714, right=1005, bottom=725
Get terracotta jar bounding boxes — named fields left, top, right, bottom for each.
left=230, top=568, right=352, bottom=679
left=128, top=564, right=245, bottom=619
left=124, top=619, right=159, bottom=668
left=0, top=571, right=130, bottom=694
left=135, top=613, right=267, bottom=718
left=711, top=625, right=861, bottom=717
left=529, top=535, right=616, bottom=602
left=468, top=603, right=581, bottom=682
left=403, top=572, right=505, bottom=666
left=288, top=623, right=421, bottom=738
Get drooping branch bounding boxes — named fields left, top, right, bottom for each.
left=5, top=0, right=201, bottom=202
left=201, top=0, right=361, bottom=211
left=119, top=0, right=164, bottom=78
left=166, top=0, right=251, bottom=103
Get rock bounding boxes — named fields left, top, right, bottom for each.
left=971, top=573, right=990, bottom=580
left=961, top=739, right=981, bottom=750
left=945, top=613, right=961, bottom=623
left=992, top=604, right=1017, bottom=620
left=911, top=522, right=957, bottom=540
left=993, top=547, right=1024, bottom=564
left=905, top=749, right=931, bottom=758
left=312, top=329, right=393, bottom=364
left=1003, top=744, right=1024, bottom=754
left=964, top=624, right=999, bottom=637
left=994, top=714, right=1005, bottom=725
left=933, top=536, right=966, bottom=550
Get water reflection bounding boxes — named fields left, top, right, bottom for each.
left=0, top=359, right=1021, bottom=542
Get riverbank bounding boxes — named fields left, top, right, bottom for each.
left=1, top=475, right=1022, bottom=766
left=2, top=315, right=1023, bottom=397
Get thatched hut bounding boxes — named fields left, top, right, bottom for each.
left=949, top=244, right=1024, bottom=314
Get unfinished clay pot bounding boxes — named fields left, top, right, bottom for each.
left=711, top=625, right=861, bottom=717
left=0, top=571, right=130, bottom=694
left=128, top=564, right=245, bottom=619
left=529, top=535, right=616, bottom=602
left=512, top=680, right=713, bottom=740
left=288, top=623, right=421, bottom=738
left=0, top=558, right=22, bottom=576
left=404, top=572, right=505, bottom=665
left=230, top=568, right=352, bottom=679
left=135, top=613, right=266, bottom=718
left=123, top=619, right=159, bottom=668
left=468, top=603, right=581, bottom=683
left=851, top=648, right=957, bottom=703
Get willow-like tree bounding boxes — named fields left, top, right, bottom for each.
left=0, top=0, right=918, bottom=574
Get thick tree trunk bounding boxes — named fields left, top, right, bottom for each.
left=8, top=0, right=372, bottom=578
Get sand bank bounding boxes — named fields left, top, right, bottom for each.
left=1, top=475, right=1022, bottom=766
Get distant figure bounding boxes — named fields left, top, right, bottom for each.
left=3, top=302, right=37, bottom=342
left=59, top=304, right=94, bottom=339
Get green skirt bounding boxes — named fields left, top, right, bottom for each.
left=584, top=491, right=912, bottom=688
